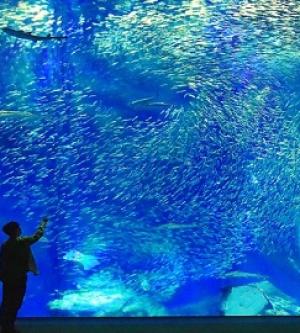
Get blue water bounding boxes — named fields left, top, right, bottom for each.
left=0, top=0, right=299, bottom=316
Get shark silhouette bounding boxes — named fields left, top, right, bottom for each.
left=2, top=27, right=67, bottom=42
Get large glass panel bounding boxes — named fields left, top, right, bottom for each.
left=0, top=0, right=299, bottom=316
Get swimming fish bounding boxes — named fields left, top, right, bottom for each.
left=2, top=27, right=67, bottom=42
left=157, top=223, right=199, bottom=229
left=0, top=110, right=33, bottom=117
left=129, top=98, right=173, bottom=112
left=130, top=97, right=155, bottom=105
left=62, top=250, right=100, bottom=270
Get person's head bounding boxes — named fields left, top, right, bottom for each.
left=2, top=221, right=21, bottom=238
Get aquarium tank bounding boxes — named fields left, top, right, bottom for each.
left=0, top=0, right=300, bottom=317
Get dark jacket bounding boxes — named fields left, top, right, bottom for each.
left=0, top=221, right=47, bottom=280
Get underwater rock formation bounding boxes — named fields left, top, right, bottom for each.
left=222, top=285, right=269, bottom=315
left=222, top=280, right=300, bottom=316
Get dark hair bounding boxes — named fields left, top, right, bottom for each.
left=2, top=221, right=20, bottom=237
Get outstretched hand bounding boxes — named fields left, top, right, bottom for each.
left=42, top=216, right=49, bottom=223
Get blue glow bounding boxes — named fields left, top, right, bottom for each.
left=0, top=0, right=299, bottom=317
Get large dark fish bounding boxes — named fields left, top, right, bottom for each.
left=1, top=27, right=67, bottom=41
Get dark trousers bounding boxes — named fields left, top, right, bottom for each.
left=0, top=275, right=27, bottom=331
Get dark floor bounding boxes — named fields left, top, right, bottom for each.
left=13, top=317, right=300, bottom=333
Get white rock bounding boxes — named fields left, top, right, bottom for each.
left=223, top=285, right=268, bottom=315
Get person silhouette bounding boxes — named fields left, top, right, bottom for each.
left=0, top=217, right=48, bottom=333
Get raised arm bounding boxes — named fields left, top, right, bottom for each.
left=22, top=217, right=48, bottom=245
